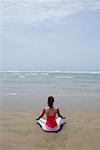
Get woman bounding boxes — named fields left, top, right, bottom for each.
left=36, top=96, right=65, bottom=132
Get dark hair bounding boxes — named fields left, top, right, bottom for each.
left=48, top=96, right=54, bottom=108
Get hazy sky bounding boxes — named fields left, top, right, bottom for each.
left=0, top=0, right=100, bottom=71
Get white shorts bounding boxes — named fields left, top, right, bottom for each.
left=37, top=117, right=62, bottom=132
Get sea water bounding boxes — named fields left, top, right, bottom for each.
left=0, top=71, right=100, bottom=96
left=0, top=71, right=100, bottom=109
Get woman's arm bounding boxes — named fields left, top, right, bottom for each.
left=36, top=108, right=45, bottom=120
left=57, top=108, right=66, bottom=119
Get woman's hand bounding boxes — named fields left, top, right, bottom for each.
left=62, top=116, right=66, bottom=119
left=57, top=108, right=66, bottom=119
left=36, top=108, right=45, bottom=121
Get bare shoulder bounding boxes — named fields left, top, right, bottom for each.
left=44, top=106, right=49, bottom=109
left=54, top=106, right=58, bottom=109
left=44, top=106, right=49, bottom=112
left=54, top=106, right=59, bottom=112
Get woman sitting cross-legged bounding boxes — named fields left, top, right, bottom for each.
left=36, top=96, right=66, bottom=132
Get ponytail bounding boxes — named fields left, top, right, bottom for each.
left=48, top=96, right=54, bottom=108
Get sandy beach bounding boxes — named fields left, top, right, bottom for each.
left=0, top=71, right=100, bottom=150
left=0, top=94, right=100, bottom=150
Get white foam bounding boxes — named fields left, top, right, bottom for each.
left=0, top=70, right=100, bottom=74
left=25, top=73, right=38, bottom=76
left=19, top=75, right=25, bottom=79
left=56, top=76, right=73, bottom=79
left=56, top=94, right=87, bottom=97
left=9, top=93, right=17, bottom=96
left=40, top=72, right=49, bottom=75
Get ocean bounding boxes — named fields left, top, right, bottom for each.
left=0, top=71, right=100, bottom=109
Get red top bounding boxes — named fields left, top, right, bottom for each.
left=46, top=111, right=57, bottom=128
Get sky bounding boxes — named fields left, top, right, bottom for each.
left=0, top=0, right=100, bottom=71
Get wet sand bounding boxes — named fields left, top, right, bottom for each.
left=0, top=94, right=100, bottom=150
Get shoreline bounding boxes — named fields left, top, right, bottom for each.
left=0, top=71, right=100, bottom=149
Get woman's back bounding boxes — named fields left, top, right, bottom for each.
left=45, top=106, right=57, bottom=116
left=45, top=106, right=57, bottom=128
